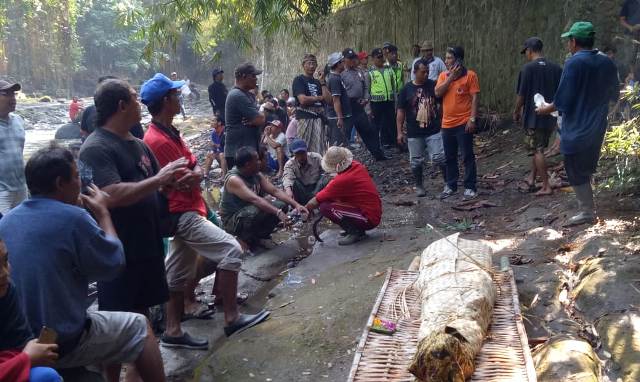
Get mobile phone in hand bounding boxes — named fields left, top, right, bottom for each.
left=38, top=326, right=58, bottom=344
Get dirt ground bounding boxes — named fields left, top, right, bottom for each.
left=169, top=114, right=639, bottom=382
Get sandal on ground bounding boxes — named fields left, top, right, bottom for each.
left=160, top=331, right=209, bottom=350
left=224, top=310, right=271, bottom=337
left=181, top=304, right=215, bottom=322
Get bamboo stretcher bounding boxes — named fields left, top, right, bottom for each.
left=348, top=268, right=536, bottom=382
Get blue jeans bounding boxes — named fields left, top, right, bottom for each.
left=441, top=125, right=477, bottom=191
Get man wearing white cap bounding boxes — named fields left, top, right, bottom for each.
left=0, top=80, right=27, bottom=214
left=305, top=146, right=381, bottom=245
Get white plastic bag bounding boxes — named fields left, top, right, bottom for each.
left=534, top=93, right=558, bottom=117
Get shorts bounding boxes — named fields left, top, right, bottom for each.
left=407, top=133, right=445, bottom=168
left=525, top=127, right=554, bottom=152
left=564, top=143, right=602, bottom=186
left=166, top=212, right=243, bottom=292
left=97, top=255, right=169, bottom=311
left=55, top=311, right=147, bottom=369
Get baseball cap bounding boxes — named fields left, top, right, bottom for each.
left=140, top=73, right=184, bottom=105
left=371, top=48, right=383, bottom=58
left=0, top=80, right=21, bottom=93
left=357, top=51, right=368, bottom=60
left=561, top=21, right=595, bottom=39
left=342, top=48, right=358, bottom=59
left=267, top=119, right=283, bottom=129
left=521, top=37, right=543, bottom=54
left=234, top=63, right=263, bottom=78
left=212, top=68, right=224, bottom=77
left=420, top=40, right=434, bottom=50
left=290, top=139, right=308, bottom=153
left=386, top=44, right=398, bottom=52
left=327, top=52, right=344, bottom=67
left=382, top=41, right=393, bottom=49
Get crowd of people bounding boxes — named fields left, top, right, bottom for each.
left=0, top=16, right=622, bottom=381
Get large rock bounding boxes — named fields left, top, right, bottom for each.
left=54, top=122, right=82, bottom=140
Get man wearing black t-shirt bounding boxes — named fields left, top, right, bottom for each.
left=79, top=79, right=187, bottom=316
left=514, top=37, right=562, bottom=196
left=292, top=54, right=332, bottom=155
left=208, top=68, right=228, bottom=123
left=224, top=63, right=267, bottom=168
left=397, top=59, right=445, bottom=197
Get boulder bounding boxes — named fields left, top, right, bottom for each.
left=54, top=122, right=82, bottom=140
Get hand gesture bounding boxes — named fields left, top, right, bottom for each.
left=295, top=205, right=310, bottom=221
left=317, top=70, right=325, bottom=82
left=465, top=119, right=476, bottom=134
left=80, top=184, right=110, bottom=217
left=513, top=110, right=521, bottom=123
left=450, top=64, right=462, bottom=80
left=176, top=169, right=202, bottom=189
left=397, top=132, right=406, bottom=146
left=155, top=157, right=188, bottom=186
left=276, top=210, right=292, bottom=227
left=337, top=118, right=344, bottom=130
left=24, top=339, right=59, bottom=367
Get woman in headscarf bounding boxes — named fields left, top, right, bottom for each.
left=305, top=146, right=381, bottom=245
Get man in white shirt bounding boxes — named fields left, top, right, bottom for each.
left=413, top=41, right=447, bottom=82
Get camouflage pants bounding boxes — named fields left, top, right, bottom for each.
left=222, top=200, right=287, bottom=243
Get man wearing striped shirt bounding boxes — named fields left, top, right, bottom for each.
left=0, top=81, right=27, bottom=214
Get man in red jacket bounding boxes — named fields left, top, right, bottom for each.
left=141, top=73, right=269, bottom=345
left=305, top=146, right=381, bottom=245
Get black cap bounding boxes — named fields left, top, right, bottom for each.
left=371, top=48, right=383, bottom=58
left=521, top=37, right=543, bottom=54
left=234, top=63, right=263, bottom=78
left=342, top=48, right=358, bottom=59
left=386, top=44, right=398, bottom=52
left=382, top=41, right=393, bottom=48
left=0, top=80, right=21, bottom=92
left=212, top=68, right=224, bottom=77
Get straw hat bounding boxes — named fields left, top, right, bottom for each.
left=321, top=146, right=353, bottom=174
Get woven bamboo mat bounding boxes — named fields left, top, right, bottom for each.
left=348, top=268, right=537, bottom=382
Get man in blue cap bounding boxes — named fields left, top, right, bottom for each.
left=282, top=139, right=329, bottom=204
left=537, top=21, right=619, bottom=226
left=208, top=68, right=227, bottom=123
left=141, top=73, right=270, bottom=343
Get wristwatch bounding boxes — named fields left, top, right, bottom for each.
left=469, top=117, right=476, bottom=123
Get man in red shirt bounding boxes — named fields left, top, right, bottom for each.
left=68, top=96, right=83, bottom=122
left=305, top=146, right=381, bottom=245
left=141, top=73, right=269, bottom=346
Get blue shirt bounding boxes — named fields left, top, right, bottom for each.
left=553, top=50, right=618, bottom=155
left=211, top=129, right=225, bottom=154
left=0, top=197, right=124, bottom=344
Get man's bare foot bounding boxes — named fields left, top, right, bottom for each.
left=535, top=187, right=553, bottom=196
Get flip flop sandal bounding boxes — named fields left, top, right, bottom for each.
left=181, top=304, right=215, bottom=322
left=224, top=310, right=271, bottom=337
